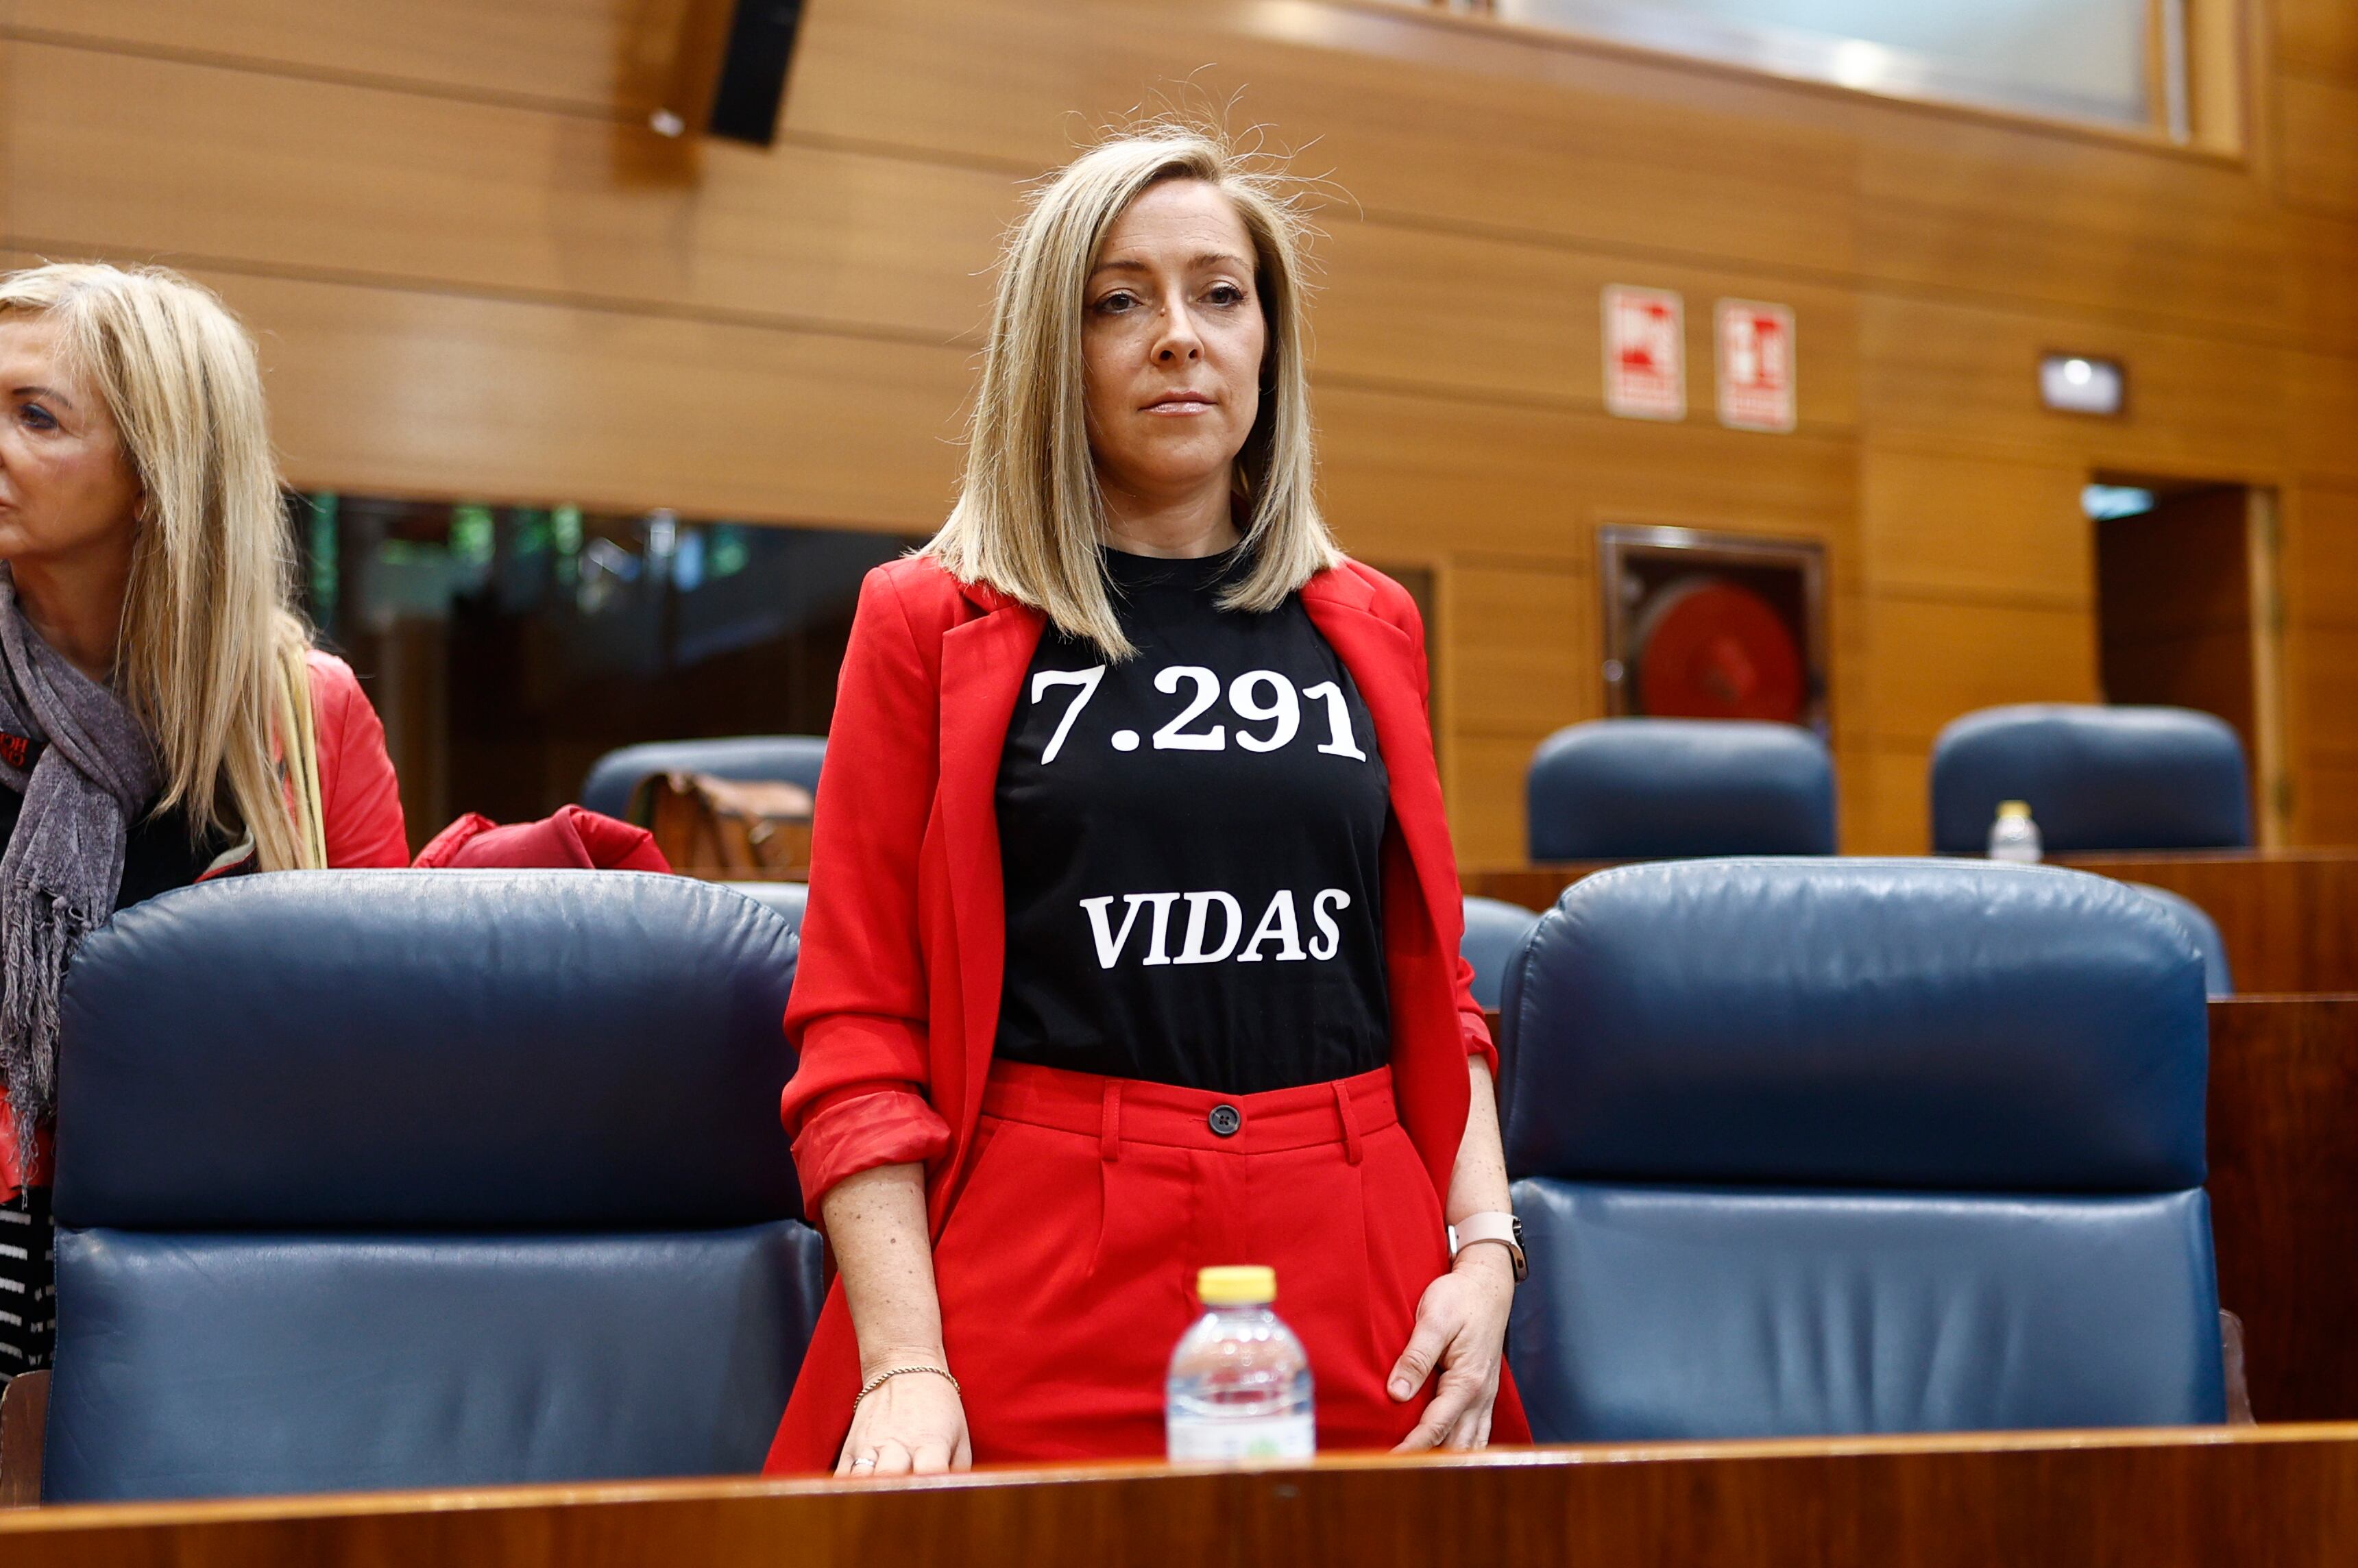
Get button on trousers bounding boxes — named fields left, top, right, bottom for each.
left=930, top=1060, right=1450, bottom=1461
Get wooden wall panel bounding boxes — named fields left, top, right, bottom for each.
left=1845, top=743, right=1933, bottom=855
left=1448, top=563, right=1592, bottom=737
left=0, top=33, right=14, bottom=235
left=1311, top=217, right=1859, bottom=429
left=1864, top=596, right=2098, bottom=744
left=193, top=268, right=971, bottom=522
left=1450, top=733, right=1544, bottom=866
left=2284, top=484, right=2358, bottom=838
left=1313, top=384, right=1856, bottom=566
left=8, top=0, right=2355, bottom=853
left=29, top=0, right=635, bottom=110
left=783, top=0, right=1861, bottom=275
left=10, top=41, right=1016, bottom=343
left=1858, top=293, right=2288, bottom=476
left=2294, top=352, right=2358, bottom=481
left=2279, top=73, right=2358, bottom=218
left=2287, top=212, right=2358, bottom=354
left=2296, top=626, right=2358, bottom=757
left=2277, top=0, right=2358, bottom=79
left=812, top=0, right=2269, bottom=340
left=2285, top=484, right=2358, bottom=630
left=1855, top=120, right=2285, bottom=334
left=1860, top=445, right=2091, bottom=607
left=2304, top=763, right=2358, bottom=846
left=1442, top=562, right=1593, bottom=861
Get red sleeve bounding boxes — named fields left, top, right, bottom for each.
left=779, top=565, right=955, bottom=1215
left=1356, top=565, right=1498, bottom=1075
left=307, top=650, right=410, bottom=868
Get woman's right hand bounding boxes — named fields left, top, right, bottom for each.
left=823, top=1164, right=966, bottom=1476
left=836, top=1367, right=972, bottom=1477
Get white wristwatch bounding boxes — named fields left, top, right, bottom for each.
left=1448, top=1211, right=1527, bottom=1283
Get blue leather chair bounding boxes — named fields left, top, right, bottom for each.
left=1460, top=896, right=1541, bottom=1013
left=1497, top=858, right=2223, bottom=1441
left=2129, top=883, right=2234, bottom=998
left=726, top=879, right=808, bottom=935
left=1527, top=719, right=1835, bottom=861
left=45, top=870, right=818, bottom=1502
left=1930, top=705, right=2251, bottom=855
left=579, top=735, right=827, bottom=822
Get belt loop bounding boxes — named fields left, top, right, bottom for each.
left=1333, top=1081, right=1364, bottom=1166
left=1100, top=1080, right=1123, bottom=1164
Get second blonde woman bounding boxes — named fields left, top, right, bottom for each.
left=0, top=263, right=408, bottom=1380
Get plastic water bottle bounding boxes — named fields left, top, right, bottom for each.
left=1165, top=1265, right=1314, bottom=1462
left=1988, top=798, right=2043, bottom=863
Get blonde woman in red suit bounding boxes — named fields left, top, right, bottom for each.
left=766, top=127, right=1529, bottom=1475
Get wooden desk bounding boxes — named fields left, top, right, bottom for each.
left=4, top=1003, right=2350, bottom=1564
left=2050, top=850, right=2358, bottom=996
left=1463, top=861, right=1624, bottom=911
left=1470, top=850, right=2358, bottom=995
left=2207, top=994, right=2358, bottom=1423
left=7, top=1425, right=2358, bottom=1567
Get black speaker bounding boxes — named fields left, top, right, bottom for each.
left=707, top=0, right=803, bottom=146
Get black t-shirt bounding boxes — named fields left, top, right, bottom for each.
left=993, top=547, right=1391, bottom=1094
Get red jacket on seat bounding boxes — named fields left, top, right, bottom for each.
left=413, top=805, right=668, bottom=872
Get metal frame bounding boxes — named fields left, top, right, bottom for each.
left=1596, top=523, right=1830, bottom=733
left=1481, top=0, right=2182, bottom=139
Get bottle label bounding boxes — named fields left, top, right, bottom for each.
left=1166, top=1413, right=1315, bottom=1463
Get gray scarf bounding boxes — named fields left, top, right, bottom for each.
left=0, top=568, right=159, bottom=1175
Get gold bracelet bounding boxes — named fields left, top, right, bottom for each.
left=856, top=1364, right=960, bottom=1404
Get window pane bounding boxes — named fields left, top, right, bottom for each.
left=1492, top=0, right=2156, bottom=130
left=297, top=493, right=923, bottom=847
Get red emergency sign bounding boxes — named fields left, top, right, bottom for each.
left=1716, top=299, right=1797, bottom=432
left=1602, top=285, right=1686, bottom=421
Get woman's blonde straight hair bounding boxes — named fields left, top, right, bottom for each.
left=0, top=262, right=327, bottom=870
left=926, top=125, right=1338, bottom=659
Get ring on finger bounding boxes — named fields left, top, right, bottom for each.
left=851, top=1455, right=877, bottom=1471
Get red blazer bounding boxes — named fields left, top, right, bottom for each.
left=780, top=554, right=1495, bottom=1226
left=304, top=650, right=410, bottom=872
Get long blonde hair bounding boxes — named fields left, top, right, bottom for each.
left=926, top=125, right=1337, bottom=659
left=0, top=262, right=327, bottom=870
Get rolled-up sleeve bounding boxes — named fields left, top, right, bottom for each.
left=779, top=567, right=955, bottom=1218
left=1457, top=966, right=1500, bottom=1077
left=792, top=1084, right=953, bottom=1203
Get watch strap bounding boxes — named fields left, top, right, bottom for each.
left=1449, top=1210, right=1527, bottom=1282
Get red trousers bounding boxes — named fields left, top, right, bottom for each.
left=768, top=1061, right=1530, bottom=1469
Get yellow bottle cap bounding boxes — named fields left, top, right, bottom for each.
left=1998, top=800, right=2032, bottom=819
left=1197, top=1265, right=1277, bottom=1306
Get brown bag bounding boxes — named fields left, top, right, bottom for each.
left=645, top=771, right=813, bottom=881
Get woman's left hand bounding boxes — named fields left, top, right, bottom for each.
left=1387, top=1242, right=1516, bottom=1451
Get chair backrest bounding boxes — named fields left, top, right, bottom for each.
left=1459, top=896, right=1541, bottom=1013
left=724, top=879, right=808, bottom=935
left=46, top=871, right=818, bottom=1502
left=2128, top=883, right=2234, bottom=998
left=578, top=736, right=827, bottom=822
left=1526, top=719, right=1835, bottom=861
left=1496, top=858, right=2222, bottom=1441
left=1930, top=704, right=2250, bottom=854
